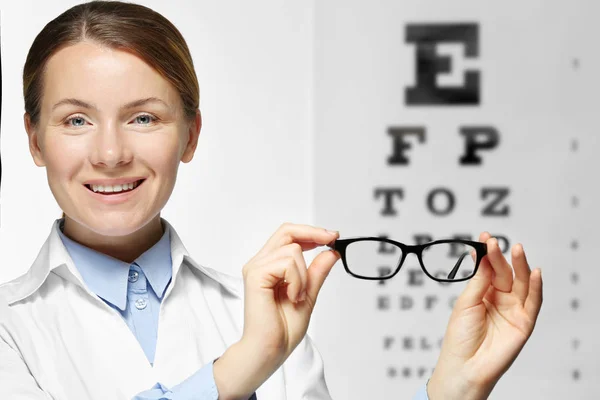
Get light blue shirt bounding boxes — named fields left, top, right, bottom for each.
left=414, top=383, right=429, bottom=399
left=58, top=219, right=427, bottom=400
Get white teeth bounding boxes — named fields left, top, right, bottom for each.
left=90, top=181, right=140, bottom=194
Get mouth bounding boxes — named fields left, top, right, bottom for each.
left=84, top=179, right=146, bottom=195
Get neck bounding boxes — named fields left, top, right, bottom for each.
left=61, top=215, right=164, bottom=263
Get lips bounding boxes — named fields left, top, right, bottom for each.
left=83, top=179, right=146, bottom=196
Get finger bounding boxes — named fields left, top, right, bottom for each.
left=455, top=255, right=493, bottom=309
left=457, top=231, right=494, bottom=309
left=259, top=243, right=309, bottom=295
left=479, top=231, right=492, bottom=243
left=486, top=237, right=513, bottom=292
left=511, top=243, right=531, bottom=303
left=284, top=260, right=305, bottom=304
left=471, top=231, right=492, bottom=262
left=246, top=255, right=304, bottom=302
left=524, top=268, right=543, bottom=321
left=282, top=243, right=309, bottom=301
left=278, top=257, right=304, bottom=303
left=305, top=249, right=340, bottom=303
left=260, top=223, right=339, bottom=256
left=295, top=240, right=331, bottom=252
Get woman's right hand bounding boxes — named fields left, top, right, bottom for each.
left=213, top=223, right=340, bottom=400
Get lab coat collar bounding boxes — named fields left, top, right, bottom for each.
left=4, top=218, right=241, bottom=306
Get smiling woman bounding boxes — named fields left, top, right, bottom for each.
left=1, top=1, right=348, bottom=399
left=0, top=1, right=543, bottom=400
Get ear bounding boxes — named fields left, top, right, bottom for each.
left=181, top=109, right=201, bottom=163
left=24, top=113, right=46, bottom=167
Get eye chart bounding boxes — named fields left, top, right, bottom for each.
left=312, top=1, right=600, bottom=399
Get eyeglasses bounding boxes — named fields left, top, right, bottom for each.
left=328, top=237, right=487, bottom=283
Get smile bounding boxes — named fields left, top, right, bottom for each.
left=84, top=179, right=145, bottom=195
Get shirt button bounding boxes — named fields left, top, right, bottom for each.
left=128, top=270, right=139, bottom=283
left=134, top=298, right=147, bottom=310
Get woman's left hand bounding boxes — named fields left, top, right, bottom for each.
left=427, top=232, right=543, bottom=400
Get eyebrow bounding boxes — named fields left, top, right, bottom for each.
left=51, top=97, right=170, bottom=111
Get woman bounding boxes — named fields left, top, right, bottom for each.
left=0, top=1, right=543, bottom=399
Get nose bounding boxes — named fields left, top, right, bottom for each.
left=90, top=122, right=133, bottom=168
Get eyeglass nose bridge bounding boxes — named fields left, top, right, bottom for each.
left=390, top=245, right=424, bottom=273
left=398, top=244, right=428, bottom=265
left=401, top=244, right=425, bottom=255
left=384, top=243, right=433, bottom=278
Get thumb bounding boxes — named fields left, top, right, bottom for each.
left=524, top=268, right=543, bottom=321
left=456, top=258, right=493, bottom=309
left=305, top=250, right=340, bottom=302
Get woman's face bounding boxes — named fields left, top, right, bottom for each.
left=25, top=41, right=200, bottom=237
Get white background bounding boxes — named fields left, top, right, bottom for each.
left=1, top=1, right=599, bottom=399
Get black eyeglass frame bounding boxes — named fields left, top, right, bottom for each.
left=328, top=237, right=488, bottom=283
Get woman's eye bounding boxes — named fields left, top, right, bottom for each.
left=134, top=114, right=156, bottom=125
left=66, top=116, right=86, bottom=127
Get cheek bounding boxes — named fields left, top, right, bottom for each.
left=136, top=133, right=182, bottom=175
left=43, top=134, right=87, bottom=179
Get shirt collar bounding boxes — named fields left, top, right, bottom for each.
left=2, top=218, right=241, bottom=306
left=131, top=229, right=172, bottom=299
left=56, top=219, right=172, bottom=311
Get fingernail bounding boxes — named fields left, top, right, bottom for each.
left=299, top=290, right=306, bottom=302
left=326, top=229, right=338, bottom=236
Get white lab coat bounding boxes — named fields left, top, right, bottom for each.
left=0, top=219, right=331, bottom=400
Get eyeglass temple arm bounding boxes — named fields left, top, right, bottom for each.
left=448, top=252, right=469, bottom=280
